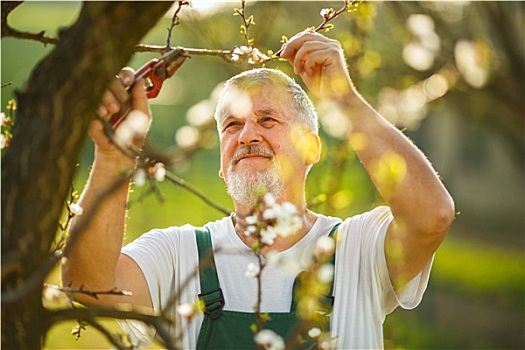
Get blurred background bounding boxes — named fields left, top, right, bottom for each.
left=2, top=1, right=523, bottom=349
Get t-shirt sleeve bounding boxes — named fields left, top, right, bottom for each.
left=366, top=206, right=434, bottom=313
left=121, top=228, right=179, bottom=313
left=332, top=206, right=434, bottom=348
left=117, top=227, right=180, bottom=346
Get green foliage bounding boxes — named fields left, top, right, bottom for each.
left=433, top=238, right=524, bottom=304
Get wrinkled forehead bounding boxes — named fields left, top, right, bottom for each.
left=215, top=84, right=293, bottom=123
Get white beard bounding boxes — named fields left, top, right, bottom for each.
left=226, top=164, right=283, bottom=207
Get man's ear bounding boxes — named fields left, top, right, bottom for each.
left=305, top=132, right=321, bottom=166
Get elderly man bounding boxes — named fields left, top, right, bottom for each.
left=62, top=31, right=454, bottom=349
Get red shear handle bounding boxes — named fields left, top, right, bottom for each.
left=109, top=59, right=170, bottom=127
left=108, top=48, right=187, bottom=128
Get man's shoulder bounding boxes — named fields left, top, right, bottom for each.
left=203, top=215, right=232, bottom=233
left=149, top=216, right=231, bottom=235
left=343, top=206, right=392, bottom=224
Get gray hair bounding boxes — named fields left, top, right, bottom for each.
left=214, top=68, right=319, bottom=134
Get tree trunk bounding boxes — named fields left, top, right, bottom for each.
left=1, top=2, right=173, bottom=348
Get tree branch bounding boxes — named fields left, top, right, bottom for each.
left=134, top=44, right=234, bottom=62
left=86, top=319, right=132, bottom=350
left=1, top=172, right=132, bottom=305
left=1, top=1, right=58, bottom=44
left=166, top=1, right=191, bottom=48
left=165, top=172, right=231, bottom=216
left=44, top=306, right=176, bottom=349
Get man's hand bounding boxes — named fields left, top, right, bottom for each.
left=91, top=68, right=151, bottom=156
left=280, top=31, right=354, bottom=100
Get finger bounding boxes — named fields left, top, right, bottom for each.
left=280, top=31, right=327, bottom=59
left=292, top=41, right=332, bottom=75
left=98, top=68, right=136, bottom=118
left=303, top=49, right=332, bottom=76
left=98, top=89, right=121, bottom=117
left=118, top=67, right=135, bottom=88
left=130, top=78, right=151, bottom=117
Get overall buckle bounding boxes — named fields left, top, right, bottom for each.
left=198, top=288, right=225, bottom=320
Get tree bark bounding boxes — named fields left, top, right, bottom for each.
left=1, top=2, right=173, bottom=348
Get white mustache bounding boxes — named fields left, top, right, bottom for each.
left=232, top=145, right=274, bottom=164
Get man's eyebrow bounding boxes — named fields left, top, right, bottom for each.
left=220, top=115, right=239, bottom=128
left=256, top=108, right=277, bottom=115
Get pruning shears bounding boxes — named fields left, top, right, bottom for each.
left=109, top=47, right=188, bottom=127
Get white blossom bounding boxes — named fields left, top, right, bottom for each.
left=320, top=8, right=331, bottom=19
left=315, top=236, right=335, bottom=258
left=262, top=208, right=277, bottom=220
left=153, top=162, right=166, bottom=182
left=245, top=215, right=258, bottom=225
left=231, top=54, right=241, bottom=62
left=0, top=112, right=6, bottom=124
left=254, top=329, right=285, bottom=350
left=176, top=303, right=195, bottom=319
left=317, top=263, right=334, bottom=284
left=245, top=225, right=257, bottom=236
left=281, top=202, right=297, bottom=216
left=263, top=192, right=276, bottom=206
left=260, top=226, right=277, bottom=246
left=273, top=213, right=302, bottom=238
left=245, top=262, right=260, bottom=278
left=114, top=110, right=149, bottom=147
left=69, top=203, right=84, bottom=216
left=133, top=168, right=147, bottom=187
left=231, top=46, right=269, bottom=65
left=235, top=46, right=253, bottom=55
left=308, top=327, right=322, bottom=338
left=43, top=285, right=63, bottom=303
left=0, top=134, right=6, bottom=149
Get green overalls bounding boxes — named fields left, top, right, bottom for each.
left=194, top=223, right=341, bottom=349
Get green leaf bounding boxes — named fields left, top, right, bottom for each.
left=324, top=23, right=335, bottom=32
left=261, top=312, right=272, bottom=322
left=250, top=323, right=257, bottom=334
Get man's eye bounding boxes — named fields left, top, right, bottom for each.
left=223, top=121, right=241, bottom=131
left=260, top=117, right=277, bottom=125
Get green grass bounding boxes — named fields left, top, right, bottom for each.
left=432, top=237, right=524, bottom=305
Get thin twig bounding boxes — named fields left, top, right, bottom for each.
left=45, top=284, right=132, bottom=300
left=45, top=306, right=176, bottom=349
left=1, top=174, right=132, bottom=305
left=2, top=26, right=58, bottom=45
left=273, top=0, right=362, bottom=57
left=134, top=44, right=233, bottom=62
left=166, top=1, right=191, bottom=48
left=234, top=0, right=254, bottom=48
left=88, top=320, right=132, bottom=350
left=164, top=172, right=231, bottom=216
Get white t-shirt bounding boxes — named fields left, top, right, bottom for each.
left=119, top=206, right=432, bottom=349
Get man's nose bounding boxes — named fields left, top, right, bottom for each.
left=238, top=120, right=261, bottom=145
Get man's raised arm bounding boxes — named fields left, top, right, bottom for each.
left=281, top=31, right=455, bottom=290
left=61, top=70, right=153, bottom=310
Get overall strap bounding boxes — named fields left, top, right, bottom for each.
left=292, top=221, right=343, bottom=314
left=195, top=227, right=225, bottom=320
left=321, top=221, right=343, bottom=308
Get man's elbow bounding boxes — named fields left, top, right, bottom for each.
left=430, top=194, right=456, bottom=239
